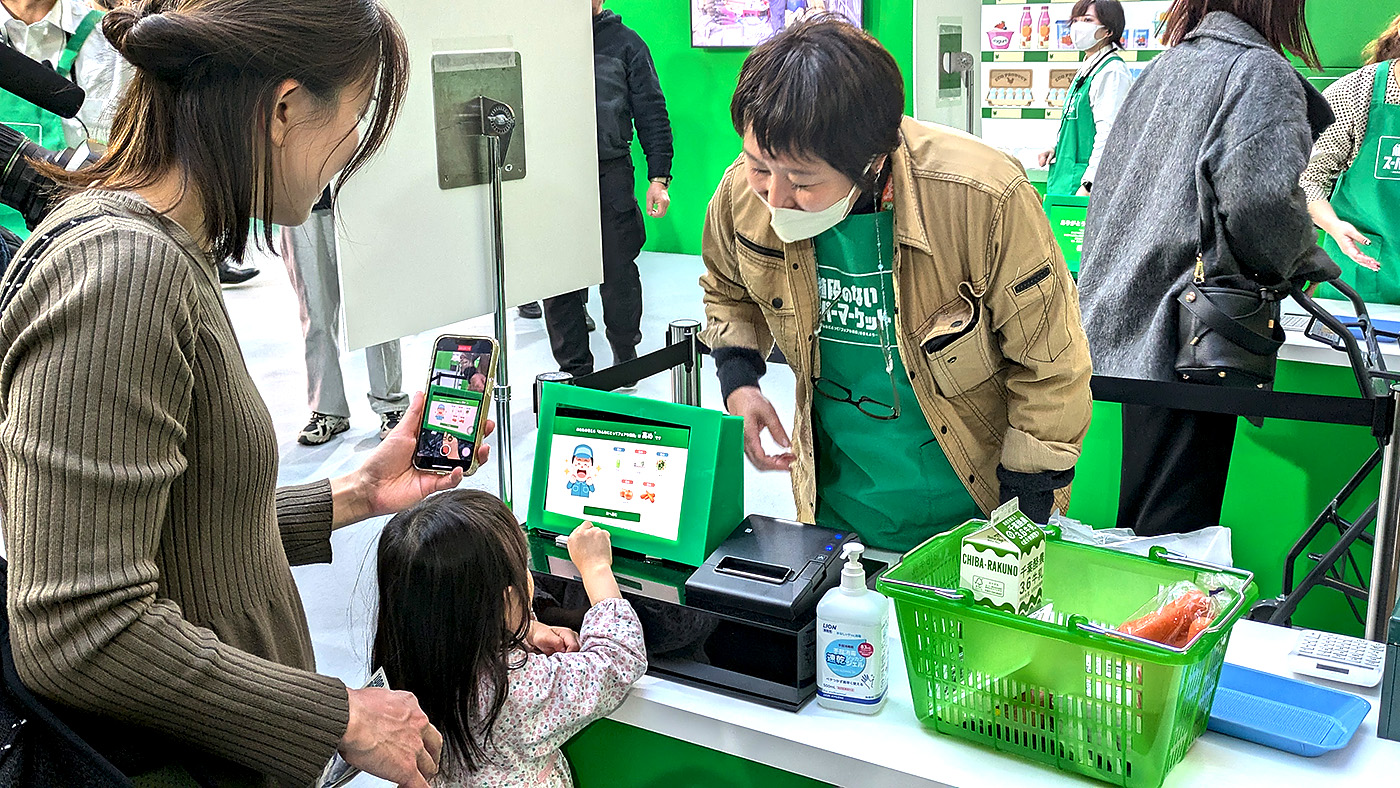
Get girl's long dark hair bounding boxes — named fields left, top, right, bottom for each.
left=373, top=490, right=532, bottom=775
left=37, top=0, right=410, bottom=263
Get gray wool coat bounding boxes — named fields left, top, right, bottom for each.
left=1078, top=12, right=1341, bottom=381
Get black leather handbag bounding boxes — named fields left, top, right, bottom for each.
left=1174, top=176, right=1286, bottom=389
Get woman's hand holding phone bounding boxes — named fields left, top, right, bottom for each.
left=330, top=391, right=495, bottom=528
left=567, top=522, right=622, bottom=605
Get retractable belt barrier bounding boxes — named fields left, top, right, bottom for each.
left=573, top=341, right=692, bottom=393
left=1090, top=376, right=1393, bottom=437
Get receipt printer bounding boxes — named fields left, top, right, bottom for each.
left=684, top=515, right=858, bottom=621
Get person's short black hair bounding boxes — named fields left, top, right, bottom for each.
left=731, top=15, right=904, bottom=189
left=1071, top=0, right=1126, bottom=46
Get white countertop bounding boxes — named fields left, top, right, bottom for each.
left=608, top=619, right=1400, bottom=788
left=1280, top=297, right=1400, bottom=369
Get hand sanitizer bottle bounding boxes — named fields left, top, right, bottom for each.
left=816, top=543, right=889, bottom=714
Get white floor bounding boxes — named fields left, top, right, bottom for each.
left=222, top=248, right=798, bottom=713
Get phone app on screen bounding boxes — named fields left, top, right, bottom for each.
left=417, top=346, right=491, bottom=462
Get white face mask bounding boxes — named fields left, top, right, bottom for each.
left=1070, top=21, right=1104, bottom=50
left=761, top=184, right=860, bottom=244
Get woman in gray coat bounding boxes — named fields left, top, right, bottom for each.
left=1078, top=0, right=1340, bottom=537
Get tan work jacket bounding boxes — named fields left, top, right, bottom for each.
left=699, top=117, right=1093, bottom=522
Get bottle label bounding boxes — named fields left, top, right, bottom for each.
left=816, top=618, right=889, bottom=703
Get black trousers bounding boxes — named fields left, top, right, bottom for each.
left=542, top=157, right=645, bottom=376
left=1118, top=404, right=1238, bottom=537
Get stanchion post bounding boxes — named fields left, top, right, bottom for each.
left=1367, top=384, right=1400, bottom=640
left=487, top=135, right=514, bottom=510
left=668, top=319, right=702, bottom=407
left=534, top=371, right=574, bottom=427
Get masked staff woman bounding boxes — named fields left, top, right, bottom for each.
left=0, top=1, right=515, bottom=786
left=701, top=17, right=1092, bottom=552
left=1039, top=0, right=1133, bottom=197
left=1301, top=14, right=1400, bottom=303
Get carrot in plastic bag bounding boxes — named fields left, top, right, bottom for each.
left=1183, top=613, right=1212, bottom=647
left=1117, top=589, right=1211, bottom=647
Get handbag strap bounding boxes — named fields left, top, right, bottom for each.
left=1180, top=284, right=1283, bottom=356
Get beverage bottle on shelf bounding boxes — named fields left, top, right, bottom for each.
left=1020, top=6, right=1033, bottom=48
left=1038, top=6, right=1051, bottom=49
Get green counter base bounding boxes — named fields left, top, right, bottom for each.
left=565, top=719, right=833, bottom=787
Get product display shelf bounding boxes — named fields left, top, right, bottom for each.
left=983, top=107, right=1054, bottom=120
left=982, top=49, right=1164, bottom=63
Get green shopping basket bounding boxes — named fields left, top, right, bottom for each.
left=875, top=521, right=1256, bottom=788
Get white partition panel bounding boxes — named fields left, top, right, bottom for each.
left=335, top=0, right=602, bottom=350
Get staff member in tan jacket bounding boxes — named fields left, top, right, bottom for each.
left=701, top=17, right=1092, bottom=551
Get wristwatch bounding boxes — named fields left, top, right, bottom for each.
left=650, top=176, right=672, bottom=188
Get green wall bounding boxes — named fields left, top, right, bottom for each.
left=607, top=0, right=913, bottom=257
left=1306, top=1, right=1396, bottom=68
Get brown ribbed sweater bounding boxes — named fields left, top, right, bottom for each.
left=0, top=191, right=350, bottom=786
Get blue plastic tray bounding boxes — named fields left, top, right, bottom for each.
left=1208, top=662, right=1371, bottom=757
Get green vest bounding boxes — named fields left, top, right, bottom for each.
left=1317, top=60, right=1400, bottom=305
left=810, top=209, right=981, bottom=553
left=1046, top=50, right=1123, bottom=197
left=0, top=9, right=102, bottom=238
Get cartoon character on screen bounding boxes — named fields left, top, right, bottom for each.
left=565, top=444, right=597, bottom=498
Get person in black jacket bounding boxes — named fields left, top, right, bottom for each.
left=536, top=0, right=674, bottom=384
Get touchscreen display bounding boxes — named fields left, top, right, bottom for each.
left=542, top=414, right=690, bottom=542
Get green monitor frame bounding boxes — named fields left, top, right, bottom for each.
left=529, top=383, right=745, bottom=567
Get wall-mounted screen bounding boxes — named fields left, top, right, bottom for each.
left=691, top=1, right=863, bottom=49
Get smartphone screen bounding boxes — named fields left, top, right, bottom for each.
left=414, top=336, right=496, bottom=474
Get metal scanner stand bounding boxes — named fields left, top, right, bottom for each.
left=461, top=96, right=518, bottom=507
left=1250, top=279, right=1400, bottom=640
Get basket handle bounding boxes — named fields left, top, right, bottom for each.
left=1074, top=557, right=1256, bottom=652
left=876, top=577, right=967, bottom=601
left=1074, top=621, right=1192, bottom=654
left=1148, top=549, right=1255, bottom=635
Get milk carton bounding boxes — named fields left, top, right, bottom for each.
left=959, top=498, right=1045, bottom=615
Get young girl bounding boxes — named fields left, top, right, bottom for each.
left=374, top=489, right=646, bottom=786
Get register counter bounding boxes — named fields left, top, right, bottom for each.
left=583, top=617, right=1398, bottom=787
left=1279, top=297, right=1400, bottom=368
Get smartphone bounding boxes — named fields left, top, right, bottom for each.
left=412, top=335, right=498, bottom=475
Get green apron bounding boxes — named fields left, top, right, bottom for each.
left=811, top=209, right=981, bottom=553
left=0, top=9, right=102, bottom=238
left=1318, top=60, right=1400, bottom=304
left=1046, top=50, right=1123, bottom=197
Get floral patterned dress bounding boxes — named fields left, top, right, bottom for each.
left=443, top=597, right=647, bottom=787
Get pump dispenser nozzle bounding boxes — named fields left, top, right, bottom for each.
left=840, top=542, right=866, bottom=591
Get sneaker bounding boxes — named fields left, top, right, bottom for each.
left=298, top=412, right=350, bottom=445
left=585, top=309, right=597, bottom=332
left=379, top=410, right=405, bottom=441
left=517, top=301, right=542, bottom=319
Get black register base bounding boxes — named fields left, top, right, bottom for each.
left=529, top=517, right=885, bottom=710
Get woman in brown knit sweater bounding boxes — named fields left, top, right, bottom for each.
left=0, top=1, right=524, bottom=786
